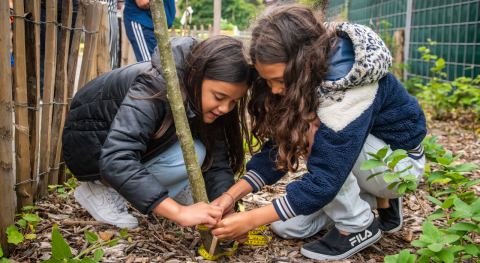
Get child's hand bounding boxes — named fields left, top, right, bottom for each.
left=210, top=193, right=235, bottom=219
left=211, top=212, right=254, bottom=243
left=174, top=202, right=223, bottom=227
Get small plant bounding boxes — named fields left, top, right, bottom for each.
left=40, top=225, right=131, bottom=263
left=7, top=206, right=41, bottom=246
left=48, top=176, right=78, bottom=198
left=362, top=139, right=480, bottom=262
left=0, top=244, right=11, bottom=263
left=360, top=145, right=419, bottom=195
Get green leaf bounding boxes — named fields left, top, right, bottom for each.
left=67, top=259, right=82, bottom=263
left=388, top=155, right=408, bottom=169
left=52, top=228, right=72, bottom=259
left=396, top=249, right=411, bottom=263
left=454, top=163, right=479, bottom=172
left=452, top=222, right=478, bottom=231
left=377, top=145, right=390, bottom=159
left=426, top=196, right=443, bottom=207
left=0, top=244, right=3, bottom=257
left=85, top=230, right=98, bottom=244
left=470, top=198, right=480, bottom=215
left=0, top=258, right=10, bottom=263
left=397, top=183, right=408, bottom=195
left=417, top=248, right=436, bottom=257
left=57, top=188, right=65, bottom=193
left=447, top=216, right=460, bottom=225
left=80, top=258, right=95, bottom=263
left=383, top=255, right=397, bottom=263
left=39, top=260, right=63, bottom=263
left=93, top=249, right=104, bottom=262
left=366, top=170, right=387, bottom=181
left=427, top=171, right=446, bottom=184
left=436, top=249, right=454, bottom=263
left=416, top=255, right=430, bottom=263
left=7, top=231, right=23, bottom=245
left=120, top=229, right=128, bottom=238
left=387, top=181, right=400, bottom=190
left=463, top=244, right=479, bottom=255
left=462, top=179, right=480, bottom=190
left=453, top=199, right=471, bottom=216
left=406, top=181, right=417, bottom=191
left=360, top=159, right=385, bottom=170
left=22, top=213, right=40, bottom=222
left=428, top=209, right=447, bottom=221
left=427, top=242, right=443, bottom=252
left=407, top=254, right=417, bottom=263
left=411, top=240, right=430, bottom=247
left=437, top=234, right=459, bottom=244
left=436, top=157, right=451, bottom=165
left=366, top=152, right=381, bottom=160
left=435, top=188, right=458, bottom=197
left=21, top=206, right=38, bottom=210
left=384, top=173, right=400, bottom=183
left=18, top=219, right=27, bottom=227
left=423, top=221, right=440, bottom=240
left=450, top=152, right=463, bottom=163
left=419, top=235, right=434, bottom=244
left=25, top=234, right=37, bottom=240
left=385, top=149, right=407, bottom=163
left=6, top=225, right=18, bottom=235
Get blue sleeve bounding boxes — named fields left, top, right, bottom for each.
left=11, top=52, right=14, bottom=67
left=163, top=0, right=176, bottom=28
left=243, top=140, right=288, bottom=192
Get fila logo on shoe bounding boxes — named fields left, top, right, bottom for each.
left=349, top=230, right=373, bottom=246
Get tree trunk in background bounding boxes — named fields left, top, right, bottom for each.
left=149, top=0, right=221, bottom=256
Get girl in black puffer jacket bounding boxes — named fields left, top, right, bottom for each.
left=63, top=36, right=254, bottom=228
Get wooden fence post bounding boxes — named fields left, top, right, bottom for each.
left=180, top=25, right=183, bottom=36
left=25, top=0, right=41, bottom=195
left=187, top=25, right=190, bottom=36
left=48, top=0, right=72, bottom=187
left=37, top=0, right=57, bottom=197
left=77, top=1, right=102, bottom=90
left=208, top=24, right=212, bottom=38
left=0, top=0, right=15, bottom=257
left=13, top=0, right=33, bottom=209
left=171, top=25, right=175, bottom=37
left=193, top=25, right=197, bottom=37
left=213, top=0, right=221, bottom=36
left=96, top=2, right=110, bottom=77
left=200, top=24, right=204, bottom=39
left=120, top=5, right=128, bottom=67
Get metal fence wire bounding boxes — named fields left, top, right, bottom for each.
left=327, top=0, right=480, bottom=82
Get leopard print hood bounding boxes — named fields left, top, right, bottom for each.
left=317, top=23, right=392, bottom=105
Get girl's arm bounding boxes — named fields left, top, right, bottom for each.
left=153, top=198, right=223, bottom=227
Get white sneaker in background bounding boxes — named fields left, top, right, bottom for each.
left=74, top=181, right=139, bottom=228
left=173, top=184, right=194, bottom=206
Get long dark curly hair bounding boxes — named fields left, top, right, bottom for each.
left=248, top=4, right=333, bottom=172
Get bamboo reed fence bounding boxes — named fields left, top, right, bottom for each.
left=1, top=0, right=213, bottom=257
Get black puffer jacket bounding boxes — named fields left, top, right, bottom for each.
left=62, top=37, right=235, bottom=214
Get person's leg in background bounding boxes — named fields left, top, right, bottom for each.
left=123, top=15, right=157, bottom=62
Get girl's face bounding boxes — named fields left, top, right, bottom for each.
left=254, top=62, right=287, bottom=96
left=201, top=79, right=249, bottom=123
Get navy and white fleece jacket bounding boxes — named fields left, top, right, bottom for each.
left=243, top=23, right=427, bottom=221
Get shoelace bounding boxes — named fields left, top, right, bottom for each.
left=107, top=187, right=128, bottom=214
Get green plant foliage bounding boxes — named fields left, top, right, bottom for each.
left=48, top=177, right=78, bottom=199
left=363, top=138, right=480, bottom=262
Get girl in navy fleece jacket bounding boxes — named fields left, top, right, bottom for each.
left=210, top=4, right=427, bottom=260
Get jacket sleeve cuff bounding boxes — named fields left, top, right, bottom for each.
left=273, top=196, right=298, bottom=221
left=145, top=194, right=169, bottom=215
left=242, top=170, right=266, bottom=193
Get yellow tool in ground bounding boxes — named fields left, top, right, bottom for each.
left=196, top=204, right=272, bottom=260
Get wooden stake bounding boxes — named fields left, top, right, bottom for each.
left=25, top=0, right=41, bottom=196
left=170, top=25, right=175, bottom=37
left=66, top=0, right=87, bottom=111
left=0, top=0, right=15, bottom=257
left=187, top=25, right=191, bottom=36
left=96, top=2, right=110, bottom=76
left=200, top=24, right=204, bottom=39
left=193, top=25, right=197, bottom=37
left=37, top=0, right=57, bottom=197
left=48, top=0, right=72, bottom=187
left=13, top=0, right=33, bottom=209
left=208, top=24, right=212, bottom=38
left=180, top=25, right=183, bottom=37
left=150, top=0, right=221, bottom=255
left=213, top=0, right=221, bottom=36
left=120, top=5, right=128, bottom=67
left=77, top=1, right=102, bottom=90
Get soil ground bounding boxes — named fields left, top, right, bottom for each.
left=6, top=118, right=480, bottom=263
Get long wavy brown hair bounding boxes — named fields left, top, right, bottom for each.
left=138, top=36, right=254, bottom=175
left=248, top=4, right=333, bottom=172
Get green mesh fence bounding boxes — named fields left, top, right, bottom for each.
left=327, top=0, right=480, bottom=81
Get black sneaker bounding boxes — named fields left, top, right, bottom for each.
left=300, top=218, right=382, bottom=260
left=377, top=197, right=403, bottom=232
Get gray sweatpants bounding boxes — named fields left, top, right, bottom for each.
left=271, top=134, right=425, bottom=238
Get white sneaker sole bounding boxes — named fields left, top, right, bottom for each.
left=300, top=230, right=382, bottom=260
left=385, top=197, right=403, bottom=233
left=74, top=187, right=139, bottom=229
